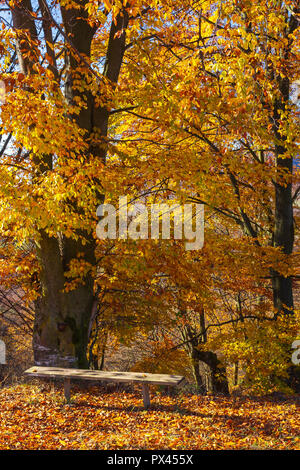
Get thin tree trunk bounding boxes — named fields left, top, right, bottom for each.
left=233, top=362, right=239, bottom=387
left=183, top=309, right=229, bottom=395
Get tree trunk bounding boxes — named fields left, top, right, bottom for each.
left=191, top=351, right=206, bottom=394
left=191, top=352, right=229, bottom=395
left=194, top=350, right=229, bottom=395
left=233, top=362, right=239, bottom=387
left=270, top=11, right=300, bottom=389
left=33, top=231, right=96, bottom=367
left=12, top=0, right=128, bottom=367
left=183, top=309, right=229, bottom=395
left=272, top=75, right=294, bottom=316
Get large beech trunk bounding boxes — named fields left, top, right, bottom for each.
left=12, top=0, right=128, bottom=367
left=33, top=233, right=96, bottom=367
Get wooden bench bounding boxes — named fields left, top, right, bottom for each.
left=24, top=366, right=186, bottom=408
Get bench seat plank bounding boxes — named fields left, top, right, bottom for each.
left=24, top=366, right=185, bottom=387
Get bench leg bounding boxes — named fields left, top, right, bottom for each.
left=142, top=384, right=150, bottom=409
left=64, top=378, right=71, bottom=403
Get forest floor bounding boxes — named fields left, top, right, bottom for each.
left=0, top=383, right=299, bottom=450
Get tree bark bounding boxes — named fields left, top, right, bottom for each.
left=12, top=0, right=129, bottom=367
left=272, top=76, right=294, bottom=315
left=183, top=309, right=229, bottom=395
left=194, top=350, right=229, bottom=395
left=270, top=9, right=300, bottom=389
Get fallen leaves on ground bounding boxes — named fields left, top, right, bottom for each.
left=0, top=384, right=299, bottom=450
